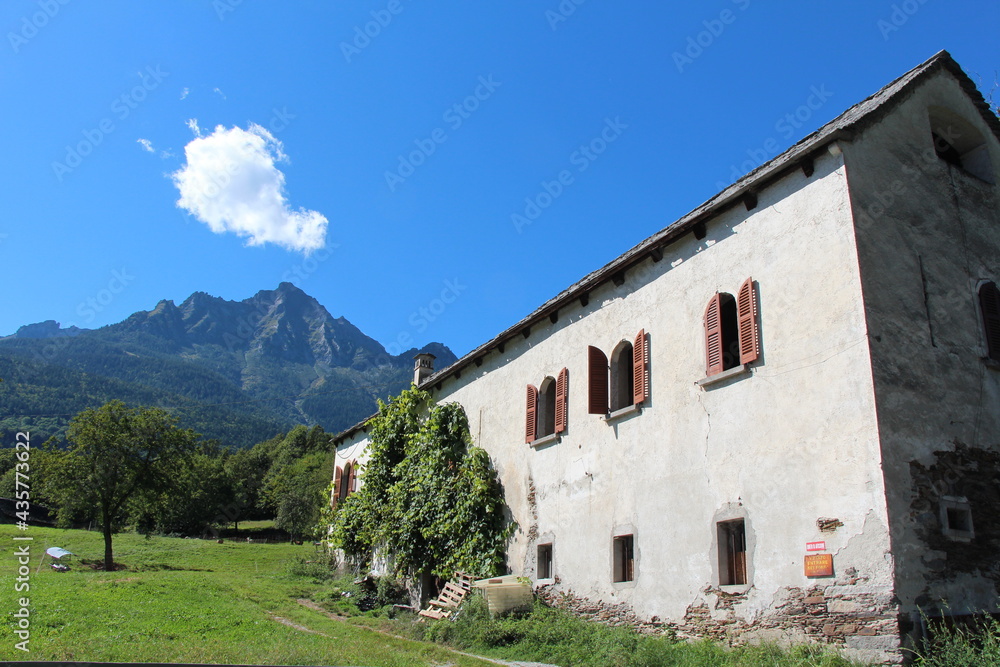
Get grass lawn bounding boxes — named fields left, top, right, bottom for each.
left=0, top=524, right=495, bottom=666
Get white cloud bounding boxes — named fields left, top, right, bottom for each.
left=137, top=138, right=155, bottom=153
left=180, top=87, right=189, bottom=100
left=213, top=87, right=226, bottom=100
left=170, top=121, right=328, bottom=254
left=186, top=118, right=202, bottom=137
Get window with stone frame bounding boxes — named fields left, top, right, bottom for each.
left=717, top=519, right=748, bottom=586
left=978, top=281, right=1000, bottom=362
left=537, top=543, right=553, bottom=580
left=613, top=534, right=635, bottom=583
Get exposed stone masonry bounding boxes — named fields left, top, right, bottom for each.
left=536, top=572, right=902, bottom=664
left=908, top=442, right=1000, bottom=598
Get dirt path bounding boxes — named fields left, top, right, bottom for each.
left=293, top=598, right=559, bottom=667
left=268, top=612, right=335, bottom=638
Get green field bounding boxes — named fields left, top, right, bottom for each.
left=0, top=524, right=493, bottom=666
left=7, top=524, right=991, bottom=666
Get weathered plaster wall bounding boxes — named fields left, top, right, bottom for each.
left=842, top=69, right=1000, bottom=630
left=329, top=148, right=899, bottom=660
left=325, top=79, right=1000, bottom=662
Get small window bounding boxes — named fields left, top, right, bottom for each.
left=537, top=543, right=553, bottom=580
left=613, top=534, right=635, bottom=582
left=933, top=132, right=964, bottom=167
left=526, top=369, right=568, bottom=444
left=940, top=496, right=974, bottom=541
left=588, top=330, right=647, bottom=415
left=705, top=278, right=759, bottom=377
left=978, top=282, right=1000, bottom=362
left=929, top=107, right=994, bottom=183
left=947, top=508, right=971, bottom=532
left=717, top=519, right=747, bottom=585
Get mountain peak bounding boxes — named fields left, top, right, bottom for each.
left=0, top=285, right=459, bottom=445
left=246, top=282, right=316, bottom=310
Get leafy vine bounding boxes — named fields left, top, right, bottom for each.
left=327, top=387, right=515, bottom=580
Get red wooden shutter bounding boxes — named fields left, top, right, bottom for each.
left=525, top=384, right=538, bottom=443
left=555, top=368, right=568, bottom=433
left=705, top=294, right=724, bottom=376
left=332, top=466, right=342, bottom=507
left=980, top=282, right=1000, bottom=361
left=632, top=329, right=647, bottom=405
left=737, top=277, right=760, bottom=365
left=340, top=461, right=352, bottom=500
left=588, top=346, right=609, bottom=414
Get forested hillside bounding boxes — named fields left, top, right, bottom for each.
left=0, top=283, right=455, bottom=448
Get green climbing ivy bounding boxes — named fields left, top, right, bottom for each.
left=327, top=387, right=515, bottom=580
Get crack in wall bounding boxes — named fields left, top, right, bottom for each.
left=697, top=391, right=712, bottom=488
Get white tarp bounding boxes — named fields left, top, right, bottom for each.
left=45, top=547, right=73, bottom=559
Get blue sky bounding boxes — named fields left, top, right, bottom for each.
left=2, top=1, right=997, bottom=357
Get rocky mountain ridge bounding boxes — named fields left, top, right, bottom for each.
left=0, top=283, right=456, bottom=447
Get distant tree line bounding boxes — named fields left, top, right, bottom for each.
left=0, top=401, right=335, bottom=569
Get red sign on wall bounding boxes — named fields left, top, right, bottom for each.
left=805, top=541, right=826, bottom=552
left=804, top=554, right=834, bottom=577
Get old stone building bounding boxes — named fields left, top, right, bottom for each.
left=331, top=51, right=1000, bottom=664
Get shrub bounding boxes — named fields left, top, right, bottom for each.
left=910, top=616, right=1000, bottom=666
left=284, top=550, right=339, bottom=582
left=356, top=574, right=410, bottom=614
left=310, top=576, right=364, bottom=616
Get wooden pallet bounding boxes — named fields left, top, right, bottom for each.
left=418, top=572, right=474, bottom=620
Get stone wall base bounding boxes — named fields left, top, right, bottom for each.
left=535, top=583, right=903, bottom=665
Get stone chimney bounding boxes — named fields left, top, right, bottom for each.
left=413, top=353, right=436, bottom=386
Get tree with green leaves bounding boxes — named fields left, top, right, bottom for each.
left=223, top=445, right=272, bottom=530
left=329, top=387, right=514, bottom=594
left=260, top=424, right=334, bottom=539
left=130, top=442, right=232, bottom=537
left=44, top=400, right=200, bottom=570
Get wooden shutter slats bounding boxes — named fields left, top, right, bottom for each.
left=737, top=277, right=760, bottom=365
left=339, top=461, right=352, bottom=500
left=332, top=466, right=342, bottom=507
left=525, top=384, right=538, bottom=443
left=348, top=460, right=357, bottom=494
left=632, top=329, right=647, bottom=405
left=705, top=294, right=724, bottom=376
left=980, top=282, right=1000, bottom=361
left=555, top=368, right=568, bottom=434
left=588, top=346, right=609, bottom=414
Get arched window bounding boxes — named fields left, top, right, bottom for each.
left=587, top=330, right=647, bottom=415
left=929, top=107, right=994, bottom=183
left=525, top=368, right=568, bottom=444
left=705, top=278, right=760, bottom=377
left=336, top=460, right=356, bottom=502
left=979, top=281, right=1000, bottom=361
